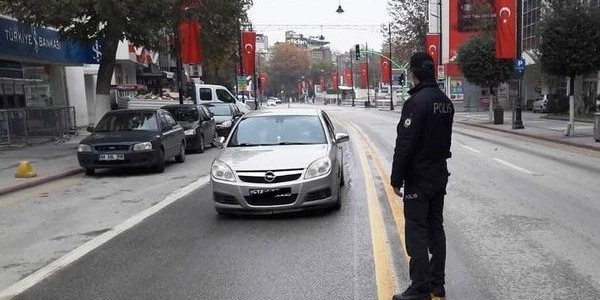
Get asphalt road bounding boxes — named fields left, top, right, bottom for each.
left=1, top=105, right=600, bottom=300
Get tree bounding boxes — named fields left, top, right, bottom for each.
left=197, top=0, right=252, bottom=87
left=0, top=0, right=181, bottom=121
left=309, top=59, right=336, bottom=90
left=456, top=35, right=513, bottom=122
left=267, top=43, right=310, bottom=98
left=539, top=1, right=600, bottom=135
left=386, top=0, right=428, bottom=64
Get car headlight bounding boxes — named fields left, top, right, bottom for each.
left=184, top=129, right=196, bottom=136
left=78, top=144, right=92, bottom=153
left=211, top=160, right=236, bottom=182
left=305, top=157, right=332, bottom=179
left=220, top=120, right=233, bottom=128
left=133, top=142, right=153, bottom=152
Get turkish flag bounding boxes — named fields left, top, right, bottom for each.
left=495, top=0, right=517, bottom=59
left=320, top=76, right=325, bottom=90
left=332, top=72, right=339, bottom=90
left=179, top=19, right=203, bottom=65
left=344, top=68, right=353, bottom=87
left=241, top=31, right=256, bottom=75
left=425, top=34, right=440, bottom=71
left=380, top=57, right=391, bottom=83
left=260, top=72, right=268, bottom=93
left=359, top=63, right=368, bottom=88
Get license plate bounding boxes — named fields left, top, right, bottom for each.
left=249, top=188, right=292, bottom=197
left=98, top=154, right=125, bottom=161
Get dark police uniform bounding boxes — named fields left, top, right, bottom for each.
left=391, top=79, right=454, bottom=295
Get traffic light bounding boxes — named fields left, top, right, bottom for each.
left=355, top=44, right=361, bottom=61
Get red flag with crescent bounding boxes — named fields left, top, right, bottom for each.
left=344, top=68, right=353, bottom=87
left=359, top=63, right=368, bottom=88
left=495, top=0, right=517, bottom=59
left=332, top=72, right=339, bottom=90
left=241, top=31, right=256, bottom=75
left=425, top=34, right=440, bottom=72
left=179, top=19, right=203, bottom=64
left=380, top=57, right=391, bottom=83
left=260, top=72, right=268, bottom=93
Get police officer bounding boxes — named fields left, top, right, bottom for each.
left=391, top=53, right=454, bottom=300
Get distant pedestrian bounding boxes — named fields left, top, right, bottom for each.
left=390, top=52, right=454, bottom=300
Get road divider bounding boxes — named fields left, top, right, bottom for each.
left=0, top=176, right=210, bottom=300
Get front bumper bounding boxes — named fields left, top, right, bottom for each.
left=77, top=150, right=158, bottom=169
left=211, top=172, right=339, bottom=214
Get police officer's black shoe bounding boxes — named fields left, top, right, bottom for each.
left=430, top=284, right=445, bottom=298
left=392, top=285, right=431, bottom=300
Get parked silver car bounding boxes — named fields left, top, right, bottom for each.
left=211, top=109, right=349, bottom=215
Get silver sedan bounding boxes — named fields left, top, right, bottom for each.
left=210, top=109, right=349, bottom=215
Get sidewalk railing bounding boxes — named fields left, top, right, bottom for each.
left=0, top=107, right=77, bottom=146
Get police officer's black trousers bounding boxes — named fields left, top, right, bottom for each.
left=403, top=185, right=446, bottom=291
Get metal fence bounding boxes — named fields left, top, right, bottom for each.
left=0, top=107, right=77, bottom=146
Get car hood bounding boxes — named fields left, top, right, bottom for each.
left=178, top=121, right=199, bottom=130
left=218, top=144, right=329, bottom=171
left=214, top=116, right=232, bottom=124
left=82, top=131, right=159, bottom=145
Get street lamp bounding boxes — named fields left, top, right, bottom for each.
left=336, top=0, right=344, bottom=13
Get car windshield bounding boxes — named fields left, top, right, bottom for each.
left=228, top=115, right=326, bottom=147
left=163, top=107, right=199, bottom=122
left=205, top=105, right=231, bottom=116
left=95, top=112, right=158, bottom=132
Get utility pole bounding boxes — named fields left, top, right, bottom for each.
left=336, top=55, right=340, bottom=105
left=174, top=11, right=184, bottom=105
left=389, top=23, right=394, bottom=111
left=350, top=50, right=355, bottom=107
left=513, top=0, right=525, bottom=129
left=366, top=43, right=371, bottom=107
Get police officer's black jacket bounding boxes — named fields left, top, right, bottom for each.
left=391, top=79, right=454, bottom=194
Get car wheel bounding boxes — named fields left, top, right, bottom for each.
left=175, top=142, right=186, bottom=163
left=84, top=168, right=95, bottom=176
left=198, top=135, right=205, bottom=153
left=211, top=132, right=219, bottom=147
left=154, top=149, right=166, bottom=173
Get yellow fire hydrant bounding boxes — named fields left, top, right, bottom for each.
left=14, top=161, right=37, bottom=178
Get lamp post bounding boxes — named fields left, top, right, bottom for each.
left=389, top=23, right=394, bottom=111
left=349, top=50, right=355, bottom=107
left=513, top=0, right=525, bottom=129
left=336, top=56, right=340, bottom=105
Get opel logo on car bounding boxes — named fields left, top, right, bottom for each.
left=264, top=171, right=276, bottom=183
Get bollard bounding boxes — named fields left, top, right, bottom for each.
left=15, top=161, right=37, bottom=178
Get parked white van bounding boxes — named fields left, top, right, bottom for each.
left=189, top=84, right=251, bottom=113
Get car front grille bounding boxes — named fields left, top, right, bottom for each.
left=305, top=188, right=332, bottom=202
left=238, top=174, right=301, bottom=184
left=244, top=194, right=297, bottom=206
left=95, top=145, right=130, bottom=152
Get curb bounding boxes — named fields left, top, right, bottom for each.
left=457, top=121, right=600, bottom=152
left=0, top=168, right=83, bottom=197
left=541, top=115, right=595, bottom=124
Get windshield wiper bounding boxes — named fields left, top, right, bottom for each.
left=277, top=142, right=315, bottom=145
left=231, top=143, right=265, bottom=147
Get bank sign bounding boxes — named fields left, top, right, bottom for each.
left=0, top=17, right=102, bottom=64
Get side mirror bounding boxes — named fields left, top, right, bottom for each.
left=86, top=125, right=95, bottom=133
left=335, top=132, right=350, bottom=143
left=217, top=136, right=226, bottom=149
left=210, top=112, right=215, bottom=117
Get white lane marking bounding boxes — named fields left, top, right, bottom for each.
left=492, top=158, right=542, bottom=176
left=0, top=176, right=210, bottom=300
left=461, top=144, right=481, bottom=154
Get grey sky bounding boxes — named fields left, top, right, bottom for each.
left=248, top=0, right=390, bottom=53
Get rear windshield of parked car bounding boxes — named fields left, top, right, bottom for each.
left=164, top=107, right=199, bottom=122
left=229, top=116, right=326, bottom=146
left=95, top=112, right=158, bottom=132
left=205, top=105, right=232, bottom=116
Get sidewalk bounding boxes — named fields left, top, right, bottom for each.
left=0, top=133, right=87, bottom=196
left=455, top=112, right=599, bottom=151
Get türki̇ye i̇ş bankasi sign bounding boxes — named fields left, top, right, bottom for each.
left=0, top=16, right=102, bottom=65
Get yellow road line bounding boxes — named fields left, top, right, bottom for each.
left=344, top=122, right=397, bottom=300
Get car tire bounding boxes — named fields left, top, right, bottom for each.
left=198, top=135, right=205, bottom=153
left=84, top=168, right=95, bottom=176
left=154, top=149, right=166, bottom=173
left=340, top=167, right=345, bottom=187
left=175, top=142, right=186, bottom=163
left=211, top=132, right=219, bottom=147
